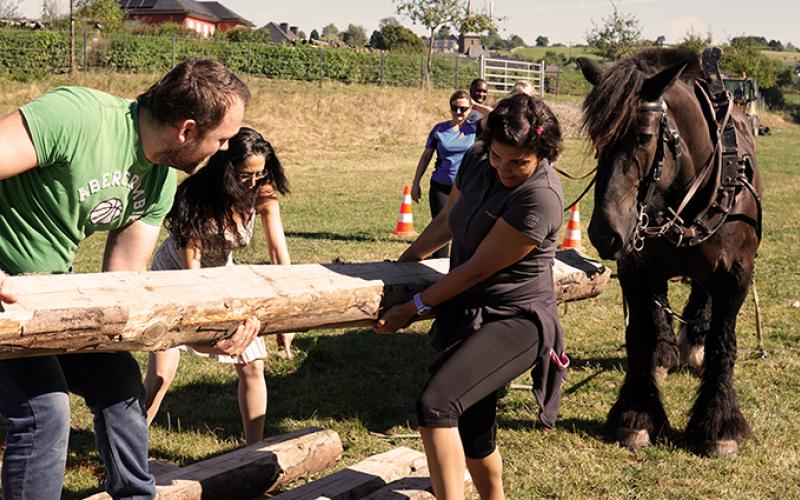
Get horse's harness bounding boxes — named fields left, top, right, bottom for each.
left=629, top=50, right=763, bottom=251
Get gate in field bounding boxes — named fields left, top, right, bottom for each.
left=480, top=56, right=546, bottom=96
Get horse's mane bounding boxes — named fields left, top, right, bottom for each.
left=581, top=48, right=701, bottom=157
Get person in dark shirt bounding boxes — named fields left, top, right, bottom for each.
left=376, top=93, right=567, bottom=499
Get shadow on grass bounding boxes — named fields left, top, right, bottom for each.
left=286, top=230, right=393, bottom=243
left=149, top=329, right=434, bottom=452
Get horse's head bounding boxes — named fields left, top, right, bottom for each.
left=577, top=49, right=705, bottom=260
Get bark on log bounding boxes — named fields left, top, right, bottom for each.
left=269, top=446, right=426, bottom=499
left=0, top=250, right=609, bottom=359
left=361, top=465, right=474, bottom=500
left=84, top=427, right=343, bottom=500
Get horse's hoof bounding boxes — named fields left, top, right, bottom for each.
left=679, top=326, right=704, bottom=376
left=653, top=365, right=669, bottom=383
left=706, top=439, right=738, bottom=458
left=617, top=428, right=651, bottom=451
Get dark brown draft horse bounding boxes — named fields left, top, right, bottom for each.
left=577, top=48, right=762, bottom=457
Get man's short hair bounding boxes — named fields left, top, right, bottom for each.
left=470, top=78, right=487, bottom=90
left=138, top=59, right=250, bottom=135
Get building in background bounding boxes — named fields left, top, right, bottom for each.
left=118, top=0, right=253, bottom=38
left=259, top=22, right=301, bottom=44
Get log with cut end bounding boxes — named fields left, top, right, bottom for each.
left=83, top=427, right=343, bottom=500
left=268, top=446, right=426, bottom=499
left=0, top=250, right=609, bottom=359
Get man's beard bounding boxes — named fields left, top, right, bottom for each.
left=157, top=144, right=209, bottom=174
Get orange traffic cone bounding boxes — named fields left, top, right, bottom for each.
left=392, top=185, right=417, bottom=237
left=560, top=203, right=583, bottom=250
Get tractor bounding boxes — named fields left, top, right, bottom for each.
left=722, top=74, right=768, bottom=135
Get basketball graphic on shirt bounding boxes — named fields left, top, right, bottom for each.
left=89, top=198, right=124, bottom=225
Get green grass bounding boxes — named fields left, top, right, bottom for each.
left=512, top=45, right=605, bottom=63
left=1, top=73, right=799, bottom=498
left=761, top=49, right=800, bottom=62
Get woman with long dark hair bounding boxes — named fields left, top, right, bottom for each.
left=376, top=94, right=568, bottom=498
left=144, top=127, right=291, bottom=445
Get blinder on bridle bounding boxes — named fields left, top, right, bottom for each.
left=626, top=83, right=762, bottom=251
left=631, top=98, right=683, bottom=251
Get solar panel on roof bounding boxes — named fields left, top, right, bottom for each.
left=120, top=0, right=157, bottom=9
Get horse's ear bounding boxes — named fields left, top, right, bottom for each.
left=640, top=62, right=688, bottom=101
left=577, top=57, right=603, bottom=86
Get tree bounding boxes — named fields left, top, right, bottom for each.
left=321, top=23, right=339, bottom=41
left=677, top=28, right=712, bottom=56
left=342, top=23, right=368, bottom=46
left=395, top=0, right=495, bottom=84
left=655, top=35, right=666, bottom=47
left=309, top=29, right=319, bottom=41
left=768, top=39, right=784, bottom=51
left=0, top=0, right=21, bottom=18
left=535, top=35, right=549, bottom=47
left=76, top=0, right=124, bottom=31
left=436, top=24, right=451, bottom=40
left=41, top=0, right=62, bottom=21
left=721, top=37, right=784, bottom=88
left=369, top=24, right=424, bottom=52
left=297, top=30, right=306, bottom=40
left=379, top=16, right=400, bottom=28
left=585, top=1, right=642, bottom=60
left=509, top=34, right=526, bottom=48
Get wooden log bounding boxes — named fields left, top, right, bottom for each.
left=268, top=446, right=426, bottom=499
left=0, top=250, right=609, bottom=359
left=361, top=465, right=474, bottom=500
left=84, top=427, right=342, bottom=500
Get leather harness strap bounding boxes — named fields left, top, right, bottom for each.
left=632, top=49, right=763, bottom=249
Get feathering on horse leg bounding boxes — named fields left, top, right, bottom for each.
left=651, top=280, right=679, bottom=382
left=607, top=269, right=670, bottom=450
left=679, top=281, right=712, bottom=376
left=687, top=264, right=754, bottom=458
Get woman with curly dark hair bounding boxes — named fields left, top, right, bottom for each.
left=144, top=127, right=292, bottom=445
left=376, top=94, right=568, bottom=499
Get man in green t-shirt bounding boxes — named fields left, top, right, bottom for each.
left=0, top=60, right=258, bottom=499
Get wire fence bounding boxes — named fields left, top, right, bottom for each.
left=0, top=29, right=591, bottom=96
left=0, top=29, right=484, bottom=89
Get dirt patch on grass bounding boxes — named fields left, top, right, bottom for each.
left=546, top=100, right=584, bottom=139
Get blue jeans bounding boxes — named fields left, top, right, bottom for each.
left=0, top=353, right=155, bottom=499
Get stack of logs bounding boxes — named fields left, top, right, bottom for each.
left=84, top=427, right=466, bottom=500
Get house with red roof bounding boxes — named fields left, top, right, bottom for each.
left=118, top=0, right=253, bottom=38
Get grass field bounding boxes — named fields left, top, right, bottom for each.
left=762, top=49, right=800, bottom=63
left=0, top=72, right=798, bottom=498
left=512, top=45, right=605, bottom=63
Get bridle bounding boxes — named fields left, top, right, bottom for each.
left=626, top=83, right=762, bottom=251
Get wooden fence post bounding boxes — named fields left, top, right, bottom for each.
left=82, top=30, right=87, bottom=72
left=319, top=46, right=324, bottom=88
left=380, top=52, right=385, bottom=86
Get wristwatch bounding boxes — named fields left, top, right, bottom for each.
left=413, top=293, right=433, bottom=316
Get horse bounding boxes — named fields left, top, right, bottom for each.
left=576, top=48, right=763, bottom=457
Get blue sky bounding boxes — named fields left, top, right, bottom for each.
left=16, top=0, right=798, bottom=47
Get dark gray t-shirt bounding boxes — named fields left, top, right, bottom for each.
left=448, top=143, right=564, bottom=305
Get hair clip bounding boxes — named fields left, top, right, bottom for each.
left=536, top=125, right=543, bottom=137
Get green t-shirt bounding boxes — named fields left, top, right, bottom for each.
left=0, top=87, right=177, bottom=275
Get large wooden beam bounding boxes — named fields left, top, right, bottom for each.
left=0, top=250, right=609, bottom=359
left=84, top=427, right=343, bottom=500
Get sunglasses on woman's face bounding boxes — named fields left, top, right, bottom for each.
left=450, top=105, right=470, bottom=113
left=238, top=170, right=269, bottom=184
